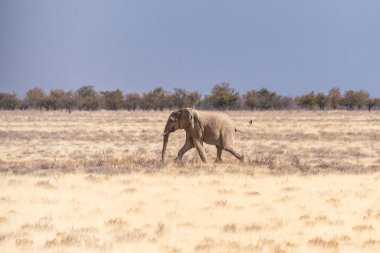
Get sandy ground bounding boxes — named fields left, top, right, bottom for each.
left=1, top=173, right=380, bottom=253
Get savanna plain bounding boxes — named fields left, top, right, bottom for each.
left=1, top=110, right=380, bottom=253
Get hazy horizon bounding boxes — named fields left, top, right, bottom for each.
left=1, top=1, right=380, bottom=97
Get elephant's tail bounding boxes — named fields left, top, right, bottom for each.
left=235, top=128, right=246, bottom=133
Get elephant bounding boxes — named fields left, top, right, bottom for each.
left=161, top=108, right=244, bottom=163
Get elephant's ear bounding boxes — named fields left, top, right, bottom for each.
left=179, top=108, right=193, bottom=129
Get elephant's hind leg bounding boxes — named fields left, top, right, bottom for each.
left=215, top=146, right=223, bottom=162
left=221, top=129, right=244, bottom=162
left=224, top=146, right=244, bottom=162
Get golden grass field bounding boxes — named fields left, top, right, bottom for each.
left=1, top=110, right=380, bottom=252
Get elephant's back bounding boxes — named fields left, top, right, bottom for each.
left=196, top=110, right=235, bottom=128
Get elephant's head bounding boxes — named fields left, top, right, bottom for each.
left=161, top=108, right=194, bottom=161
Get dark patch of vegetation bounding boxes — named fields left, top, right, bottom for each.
left=1, top=85, right=380, bottom=111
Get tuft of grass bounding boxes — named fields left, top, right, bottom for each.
left=155, top=222, right=166, bottom=237
left=308, top=237, right=339, bottom=249
left=0, top=216, right=8, bottom=224
left=291, top=155, right=310, bottom=173
left=105, top=217, right=128, bottom=227
left=0, top=234, right=6, bottom=242
left=194, top=237, right=215, bottom=252
left=122, top=187, right=137, bottom=193
left=352, top=224, right=373, bottom=232
left=244, top=191, right=260, bottom=196
left=222, top=224, right=237, bottom=233
left=214, top=199, right=228, bottom=208
left=21, top=216, right=53, bottom=231
left=34, top=180, right=56, bottom=189
left=15, top=238, right=33, bottom=247
left=217, top=188, right=234, bottom=194
left=243, top=223, right=262, bottom=232
left=115, top=228, right=146, bottom=242
left=54, top=234, right=79, bottom=247
left=363, top=239, right=380, bottom=247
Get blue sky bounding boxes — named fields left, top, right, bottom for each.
left=1, top=0, right=380, bottom=97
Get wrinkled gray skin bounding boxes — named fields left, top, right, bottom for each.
left=162, top=108, right=244, bottom=163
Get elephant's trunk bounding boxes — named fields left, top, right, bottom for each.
left=162, top=133, right=170, bottom=161
left=161, top=122, right=172, bottom=161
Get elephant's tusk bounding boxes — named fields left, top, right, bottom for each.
left=163, top=131, right=170, bottom=136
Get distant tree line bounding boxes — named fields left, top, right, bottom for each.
left=1, top=83, right=380, bottom=111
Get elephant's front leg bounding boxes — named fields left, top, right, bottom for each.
left=215, top=146, right=223, bottom=162
left=175, top=133, right=195, bottom=161
left=175, top=141, right=195, bottom=161
left=194, top=140, right=208, bottom=162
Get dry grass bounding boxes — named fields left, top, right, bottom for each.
left=1, top=110, right=380, bottom=252
left=1, top=110, right=379, bottom=174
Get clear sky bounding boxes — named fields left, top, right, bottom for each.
left=1, top=0, right=380, bottom=97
